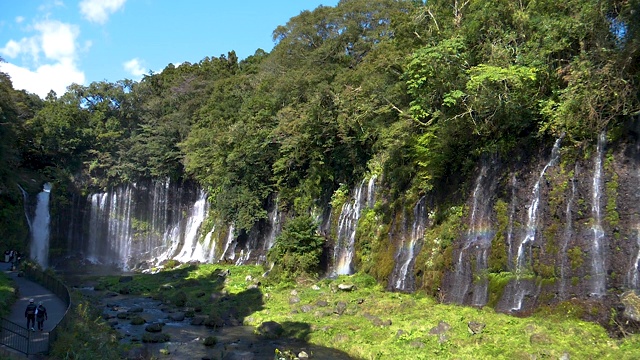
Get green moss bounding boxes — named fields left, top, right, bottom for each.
left=604, top=168, right=619, bottom=229
left=414, top=206, right=462, bottom=296
left=487, top=272, right=515, bottom=308
left=488, top=199, right=508, bottom=272
left=567, top=247, right=584, bottom=270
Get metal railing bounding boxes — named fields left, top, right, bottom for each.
left=0, top=265, right=71, bottom=355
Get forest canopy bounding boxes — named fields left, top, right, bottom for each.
left=0, top=0, right=638, bottom=233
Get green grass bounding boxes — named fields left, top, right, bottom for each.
left=0, top=270, right=17, bottom=318
left=89, top=264, right=640, bottom=359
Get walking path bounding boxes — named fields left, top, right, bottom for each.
left=1, top=261, right=67, bottom=357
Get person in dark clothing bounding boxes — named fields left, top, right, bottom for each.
left=36, top=302, right=48, bottom=331
left=25, top=299, right=37, bottom=330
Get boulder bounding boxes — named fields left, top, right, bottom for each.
left=338, top=283, right=355, bottom=291
left=190, top=316, right=206, bottom=326
left=168, top=312, right=185, bottom=322
left=145, top=323, right=164, bottom=333
left=256, top=321, right=284, bottom=339
left=621, top=290, right=640, bottom=321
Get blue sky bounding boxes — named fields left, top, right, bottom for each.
left=0, top=0, right=339, bottom=98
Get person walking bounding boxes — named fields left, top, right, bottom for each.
left=25, top=298, right=37, bottom=330
left=35, top=301, right=48, bottom=331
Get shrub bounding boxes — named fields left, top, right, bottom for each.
left=267, top=215, right=324, bottom=278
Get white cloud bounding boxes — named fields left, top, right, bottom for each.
left=16, top=16, right=25, bottom=24
left=0, top=19, right=85, bottom=98
left=123, top=58, right=146, bottom=78
left=35, top=21, right=80, bottom=60
left=79, top=0, right=127, bottom=24
left=0, top=60, right=85, bottom=98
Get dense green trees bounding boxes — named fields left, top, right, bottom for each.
left=0, top=0, right=638, bottom=253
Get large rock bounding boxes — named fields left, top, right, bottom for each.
left=621, top=290, right=640, bottom=321
left=145, top=323, right=164, bottom=333
left=256, top=321, right=283, bottom=339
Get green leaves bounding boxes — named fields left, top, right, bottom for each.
left=268, top=215, right=325, bottom=277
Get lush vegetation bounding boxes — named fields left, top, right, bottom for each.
left=1, top=0, right=638, bottom=236
left=63, top=263, right=640, bottom=359
left=1, top=0, right=640, bottom=355
left=0, top=270, right=17, bottom=319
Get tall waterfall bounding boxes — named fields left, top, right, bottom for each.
left=590, top=132, right=607, bottom=297
left=333, top=176, right=377, bottom=275
left=390, top=196, right=427, bottom=291
left=504, top=138, right=561, bottom=311
left=450, top=161, right=494, bottom=305
left=31, top=183, right=52, bottom=268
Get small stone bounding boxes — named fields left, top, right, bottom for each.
left=311, top=285, right=321, bottom=290
left=298, top=351, right=309, bottom=359
left=338, top=283, right=355, bottom=291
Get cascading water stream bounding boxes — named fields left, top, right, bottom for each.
left=559, top=171, right=576, bottom=299
left=173, top=190, right=209, bottom=262
left=450, top=162, right=493, bottom=305
left=18, top=185, right=32, bottom=231
left=506, top=174, right=517, bottom=269
left=31, top=183, right=52, bottom=268
left=390, top=196, right=427, bottom=291
left=510, top=138, right=561, bottom=311
left=84, top=180, right=210, bottom=270
left=333, top=176, right=376, bottom=275
left=630, top=225, right=640, bottom=289
left=590, top=132, right=607, bottom=297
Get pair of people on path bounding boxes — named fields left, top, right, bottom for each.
left=24, top=299, right=47, bottom=331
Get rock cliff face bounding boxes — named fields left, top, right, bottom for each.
left=47, top=129, right=640, bottom=327
left=432, top=131, right=640, bottom=325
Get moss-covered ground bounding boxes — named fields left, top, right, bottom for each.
left=85, top=263, right=640, bottom=359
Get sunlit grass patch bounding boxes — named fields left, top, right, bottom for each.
left=88, top=264, right=640, bottom=359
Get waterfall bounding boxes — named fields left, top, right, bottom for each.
left=450, top=161, right=494, bottom=305
left=508, top=138, right=561, bottom=311
left=84, top=179, right=208, bottom=270
left=590, top=132, right=607, bottom=297
left=260, top=200, right=282, bottom=263
left=559, top=171, right=577, bottom=299
left=18, top=185, right=32, bottom=231
left=630, top=226, right=640, bottom=289
left=515, top=138, right=562, bottom=270
left=172, top=190, right=209, bottom=263
left=333, top=176, right=377, bottom=275
left=390, top=196, right=427, bottom=291
left=219, top=224, right=236, bottom=262
left=506, top=174, right=517, bottom=270
left=30, top=183, right=52, bottom=268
